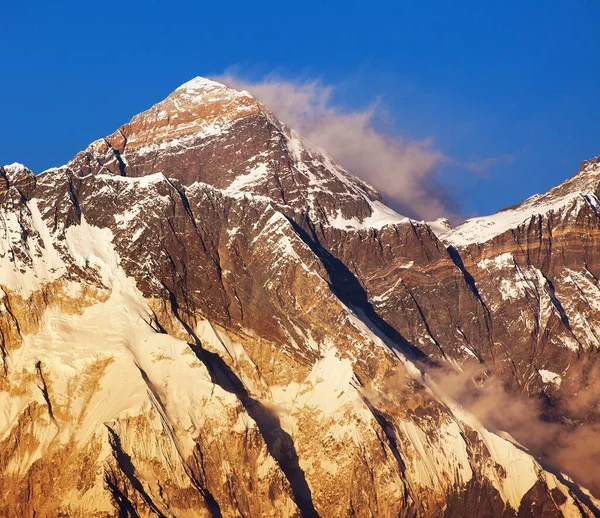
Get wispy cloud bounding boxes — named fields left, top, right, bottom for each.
left=215, top=73, right=454, bottom=221
left=458, top=154, right=515, bottom=175
left=428, top=362, right=600, bottom=496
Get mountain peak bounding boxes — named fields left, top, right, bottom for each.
left=3, top=162, right=31, bottom=174
left=54, top=75, right=265, bottom=180
left=173, top=76, right=248, bottom=97
left=167, top=75, right=255, bottom=108
left=176, top=76, right=228, bottom=91
left=54, top=75, right=390, bottom=227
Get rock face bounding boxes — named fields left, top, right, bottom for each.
left=1, top=77, right=599, bottom=517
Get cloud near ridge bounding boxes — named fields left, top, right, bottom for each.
left=215, top=74, right=453, bottom=221
left=428, top=362, right=600, bottom=497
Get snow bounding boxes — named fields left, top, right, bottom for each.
left=446, top=404, right=540, bottom=510
left=478, top=252, right=515, bottom=270
left=312, top=304, right=545, bottom=510
left=3, top=162, right=30, bottom=175
left=416, top=364, right=560, bottom=510
left=539, top=369, right=562, bottom=386
left=443, top=160, right=600, bottom=246
left=294, top=347, right=355, bottom=417
left=176, top=76, right=240, bottom=96
left=266, top=346, right=378, bottom=449
left=399, top=418, right=473, bottom=490
left=328, top=200, right=409, bottom=230
left=0, top=214, right=239, bottom=468
left=427, top=217, right=452, bottom=236
left=97, top=172, right=166, bottom=187
left=186, top=180, right=275, bottom=206
left=498, top=278, right=526, bottom=301
left=394, top=352, right=543, bottom=508
left=113, top=208, right=139, bottom=229
left=541, top=472, right=600, bottom=518
left=371, top=272, right=413, bottom=304
left=444, top=192, right=580, bottom=246
left=0, top=200, right=67, bottom=296
left=562, top=268, right=600, bottom=312
left=132, top=124, right=233, bottom=155
left=558, top=268, right=600, bottom=348
left=97, top=174, right=171, bottom=236
left=282, top=129, right=411, bottom=230
left=65, top=216, right=120, bottom=287
left=172, top=76, right=255, bottom=108
left=96, top=77, right=259, bottom=165
left=226, top=162, right=270, bottom=193
left=250, top=209, right=323, bottom=285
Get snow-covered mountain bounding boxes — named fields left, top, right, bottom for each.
left=1, top=77, right=599, bottom=517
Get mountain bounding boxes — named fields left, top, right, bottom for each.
left=0, top=77, right=599, bottom=517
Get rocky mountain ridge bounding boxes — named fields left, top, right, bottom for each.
left=0, top=77, right=599, bottom=517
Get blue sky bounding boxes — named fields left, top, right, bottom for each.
left=2, top=0, right=599, bottom=220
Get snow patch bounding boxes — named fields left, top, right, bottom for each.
left=65, top=216, right=119, bottom=287
left=538, top=369, right=562, bottom=386
left=97, top=172, right=166, bottom=187
left=478, top=252, right=515, bottom=270
left=0, top=200, right=67, bottom=296
left=399, top=418, right=473, bottom=490
left=3, top=162, right=31, bottom=176
left=427, top=217, right=452, bottom=236
left=226, top=162, right=270, bottom=193
left=328, top=200, right=409, bottom=230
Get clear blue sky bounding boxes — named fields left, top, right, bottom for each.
left=2, top=0, right=599, bottom=218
